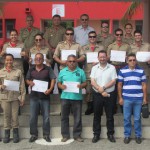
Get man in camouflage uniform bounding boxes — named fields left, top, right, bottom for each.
left=44, top=14, right=65, bottom=69
left=123, top=23, right=134, bottom=45
left=97, top=21, right=115, bottom=50
left=83, top=31, right=104, bottom=115
left=19, top=15, right=40, bottom=50
left=130, top=30, right=150, bottom=94
left=53, top=28, right=85, bottom=70
left=107, top=28, right=131, bottom=113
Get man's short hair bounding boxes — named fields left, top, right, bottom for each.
left=98, top=50, right=107, bottom=57
left=127, top=53, right=136, bottom=59
left=115, top=28, right=123, bottom=34
left=124, top=23, right=133, bottom=29
left=52, top=14, right=61, bottom=20
left=67, top=54, right=77, bottom=60
left=26, top=15, right=34, bottom=21
left=35, top=53, right=44, bottom=59
left=4, top=53, right=14, bottom=60
left=134, top=30, right=142, bottom=36
left=80, top=14, right=89, bottom=20
left=88, top=31, right=96, bottom=36
left=101, top=21, right=109, bottom=27
left=65, top=28, right=74, bottom=35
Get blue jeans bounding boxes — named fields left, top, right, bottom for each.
left=30, top=97, right=50, bottom=136
left=123, top=100, right=142, bottom=137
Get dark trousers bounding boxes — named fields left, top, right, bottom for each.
left=30, top=97, right=50, bottom=136
left=93, top=91, right=115, bottom=137
left=61, top=99, right=82, bottom=138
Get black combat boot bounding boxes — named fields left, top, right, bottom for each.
left=3, top=129, right=10, bottom=143
left=13, top=128, right=20, bottom=143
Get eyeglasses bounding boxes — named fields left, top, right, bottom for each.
left=65, top=33, right=74, bottom=36
left=89, top=36, right=96, bottom=38
left=35, top=39, right=42, bottom=42
left=102, top=26, right=109, bottom=28
left=116, top=34, right=123, bottom=36
left=68, top=61, right=76, bottom=63
left=35, top=58, right=43, bottom=61
left=81, top=19, right=88, bottom=21
left=128, top=59, right=136, bottom=62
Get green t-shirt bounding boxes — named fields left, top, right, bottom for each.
left=58, top=66, right=86, bottom=100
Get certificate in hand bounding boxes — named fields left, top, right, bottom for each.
left=31, top=54, right=46, bottom=64
left=86, top=52, right=98, bottom=63
left=32, top=80, right=48, bottom=93
left=136, top=52, right=150, bottom=62
left=61, top=50, right=76, bottom=61
left=63, top=81, right=79, bottom=93
left=110, top=50, right=126, bottom=62
left=4, top=80, right=20, bottom=91
left=6, top=48, right=22, bottom=58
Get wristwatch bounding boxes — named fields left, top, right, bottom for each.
left=103, top=86, right=106, bottom=91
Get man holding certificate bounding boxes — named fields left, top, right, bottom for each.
left=0, top=54, right=26, bottom=143
left=26, top=53, right=56, bottom=143
left=82, top=31, right=104, bottom=115
left=58, top=54, right=86, bottom=142
left=107, top=28, right=131, bottom=113
left=53, top=28, right=85, bottom=70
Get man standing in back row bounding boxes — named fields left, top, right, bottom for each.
left=44, top=14, right=65, bottom=69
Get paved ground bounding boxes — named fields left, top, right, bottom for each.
left=0, top=138, right=150, bottom=150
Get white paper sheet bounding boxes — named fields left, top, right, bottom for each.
left=4, top=80, right=20, bottom=91
left=110, top=50, right=126, bottom=62
left=61, top=50, right=76, bottom=61
left=63, top=81, right=79, bottom=93
left=136, top=52, right=150, bottom=62
left=31, top=54, right=46, bottom=64
left=6, top=48, right=22, bottom=58
left=86, top=52, right=99, bottom=63
left=32, top=80, right=48, bottom=93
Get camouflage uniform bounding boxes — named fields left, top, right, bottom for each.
left=54, top=41, right=84, bottom=70
left=0, top=67, right=26, bottom=129
left=97, top=33, right=115, bottom=50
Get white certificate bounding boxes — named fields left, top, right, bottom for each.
left=110, top=50, right=126, bottom=62
left=86, top=52, right=99, bottom=63
left=4, top=80, right=20, bottom=91
left=136, top=52, right=150, bottom=62
left=6, top=48, right=22, bottom=58
left=61, top=50, right=76, bottom=61
left=63, top=81, right=79, bottom=93
left=31, top=54, right=46, bottom=64
left=32, top=80, right=48, bottom=93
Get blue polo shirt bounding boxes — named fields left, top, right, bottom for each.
left=58, top=66, right=86, bottom=100
left=118, top=65, right=146, bottom=101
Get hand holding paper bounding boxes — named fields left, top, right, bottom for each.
left=63, top=81, right=79, bottom=93
left=110, top=50, right=126, bottom=62
left=136, top=52, right=150, bottom=62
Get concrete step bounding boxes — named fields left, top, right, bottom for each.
left=0, top=114, right=150, bottom=139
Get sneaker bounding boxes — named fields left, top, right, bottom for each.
left=61, top=137, right=69, bottom=142
left=43, top=135, right=51, bottom=142
left=124, top=137, right=130, bottom=144
left=74, top=136, right=84, bottom=142
left=29, top=135, right=38, bottom=143
left=135, top=137, right=142, bottom=144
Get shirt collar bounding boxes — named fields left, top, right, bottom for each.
left=97, top=63, right=110, bottom=70
left=66, top=66, right=79, bottom=72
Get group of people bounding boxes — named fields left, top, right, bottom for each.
left=0, top=13, right=149, bottom=145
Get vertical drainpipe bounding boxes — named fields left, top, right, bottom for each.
left=109, top=19, right=113, bottom=34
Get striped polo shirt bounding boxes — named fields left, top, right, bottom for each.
left=118, top=65, right=146, bottom=101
